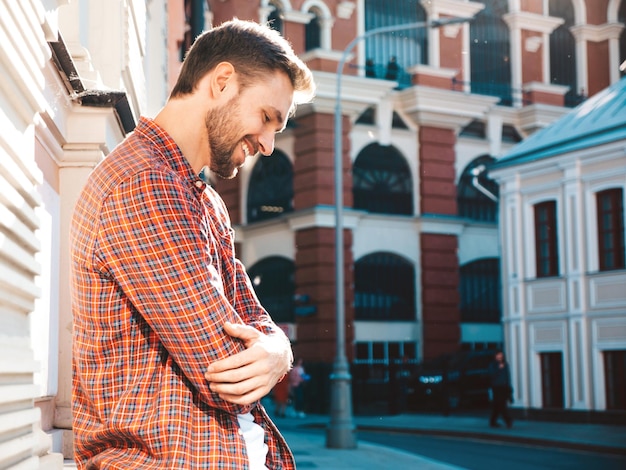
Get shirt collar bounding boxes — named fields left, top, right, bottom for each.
left=134, top=116, right=207, bottom=193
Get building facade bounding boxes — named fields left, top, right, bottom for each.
left=490, top=77, right=626, bottom=415
left=0, top=0, right=624, bottom=466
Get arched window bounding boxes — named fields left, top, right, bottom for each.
left=550, top=0, right=581, bottom=106
left=354, top=252, right=416, bottom=321
left=305, top=7, right=321, bottom=51
left=248, top=256, right=294, bottom=323
left=617, top=0, right=626, bottom=77
left=268, top=1, right=284, bottom=34
left=460, top=258, right=501, bottom=323
left=247, top=150, right=293, bottom=223
left=457, top=155, right=499, bottom=222
left=470, top=0, right=512, bottom=106
left=353, top=143, right=413, bottom=215
left=364, top=0, right=427, bottom=87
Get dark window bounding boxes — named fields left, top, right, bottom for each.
left=534, top=200, right=559, bottom=277
left=354, top=252, right=416, bottom=321
left=267, top=1, right=283, bottom=34
left=247, top=150, right=293, bottom=223
left=470, top=0, right=512, bottom=106
left=596, top=188, right=625, bottom=271
left=501, top=124, right=523, bottom=143
left=549, top=0, right=583, bottom=106
left=604, top=350, right=626, bottom=410
left=617, top=0, right=626, bottom=77
left=355, top=107, right=409, bottom=129
left=457, top=155, right=499, bottom=222
left=364, top=0, right=427, bottom=87
left=540, top=352, right=564, bottom=409
left=305, top=9, right=321, bottom=51
left=180, top=0, right=205, bottom=61
left=353, top=143, right=413, bottom=215
left=247, top=256, right=294, bottom=323
left=460, top=120, right=486, bottom=139
left=460, top=258, right=501, bottom=323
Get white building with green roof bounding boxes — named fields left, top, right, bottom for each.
left=490, top=77, right=626, bottom=414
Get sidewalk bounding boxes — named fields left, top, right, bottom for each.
left=274, top=410, right=626, bottom=468
left=64, top=411, right=626, bottom=469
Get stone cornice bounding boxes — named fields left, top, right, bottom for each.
left=408, top=64, right=458, bottom=78
left=309, top=71, right=397, bottom=117
left=395, top=86, right=499, bottom=131
left=282, top=10, right=314, bottom=24
left=522, top=81, right=570, bottom=95
left=287, top=206, right=364, bottom=231
left=502, top=11, right=564, bottom=34
left=420, top=0, right=485, bottom=18
left=570, top=23, right=625, bottom=42
left=517, top=103, right=569, bottom=135
left=300, top=48, right=346, bottom=63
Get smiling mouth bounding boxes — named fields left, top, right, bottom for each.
left=241, top=140, right=255, bottom=158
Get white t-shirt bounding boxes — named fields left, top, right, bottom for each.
left=237, top=412, right=268, bottom=470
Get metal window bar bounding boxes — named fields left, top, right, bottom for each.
left=364, top=0, right=427, bottom=88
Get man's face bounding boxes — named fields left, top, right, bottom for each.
left=495, top=352, right=504, bottom=363
left=205, top=71, right=294, bottom=179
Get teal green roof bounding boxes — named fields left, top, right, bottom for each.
left=493, top=77, right=626, bottom=169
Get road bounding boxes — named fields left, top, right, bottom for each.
left=359, top=430, right=626, bottom=470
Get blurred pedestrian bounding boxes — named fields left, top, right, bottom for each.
left=385, top=56, right=399, bottom=81
left=273, top=375, right=290, bottom=418
left=289, top=358, right=309, bottom=417
left=488, top=350, right=513, bottom=428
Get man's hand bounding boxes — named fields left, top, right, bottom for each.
left=204, top=322, right=292, bottom=405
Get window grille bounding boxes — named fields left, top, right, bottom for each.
left=267, top=1, right=283, bottom=34
left=247, top=150, right=293, bottom=223
left=353, top=143, right=413, bottom=215
left=470, top=0, right=512, bottom=106
left=534, top=200, right=559, bottom=277
left=457, top=155, right=499, bottom=222
left=460, top=258, right=501, bottom=323
left=247, top=256, right=294, bottom=323
left=364, top=0, right=427, bottom=88
left=354, top=252, right=416, bottom=321
left=305, top=8, right=321, bottom=51
left=549, top=0, right=582, bottom=106
left=596, top=188, right=625, bottom=271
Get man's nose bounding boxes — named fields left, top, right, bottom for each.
left=257, top=131, right=275, bottom=156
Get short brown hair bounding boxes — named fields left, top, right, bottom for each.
left=170, top=19, right=315, bottom=109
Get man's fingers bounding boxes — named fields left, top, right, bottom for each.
left=223, top=322, right=261, bottom=343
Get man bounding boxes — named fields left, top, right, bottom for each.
left=69, top=19, right=315, bottom=469
left=488, top=350, right=513, bottom=429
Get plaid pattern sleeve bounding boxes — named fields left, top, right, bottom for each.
left=70, top=117, right=295, bottom=469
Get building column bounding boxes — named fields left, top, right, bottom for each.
left=503, top=11, right=565, bottom=106
left=418, top=126, right=460, bottom=359
left=291, top=112, right=354, bottom=363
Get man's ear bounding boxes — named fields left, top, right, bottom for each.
left=211, top=62, right=235, bottom=98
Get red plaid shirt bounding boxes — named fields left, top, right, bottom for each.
left=70, top=117, right=295, bottom=469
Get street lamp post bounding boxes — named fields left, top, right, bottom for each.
left=327, top=16, right=474, bottom=450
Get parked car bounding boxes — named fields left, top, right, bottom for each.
left=408, top=349, right=497, bottom=412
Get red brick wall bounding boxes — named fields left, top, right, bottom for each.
left=587, top=41, right=610, bottom=97
left=293, top=112, right=353, bottom=209
left=419, top=126, right=457, bottom=216
left=521, top=31, right=543, bottom=84
left=213, top=177, right=242, bottom=225
left=294, top=228, right=354, bottom=363
left=420, top=233, right=460, bottom=360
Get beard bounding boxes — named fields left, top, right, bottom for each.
left=205, top=96, right=248, bottom=179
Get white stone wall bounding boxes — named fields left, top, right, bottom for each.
left=0, top=0, right=167, bottom=465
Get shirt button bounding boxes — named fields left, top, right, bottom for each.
left=195, top=180, right=204, bottom=188
left=238, top=428, right=244, bottom=435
